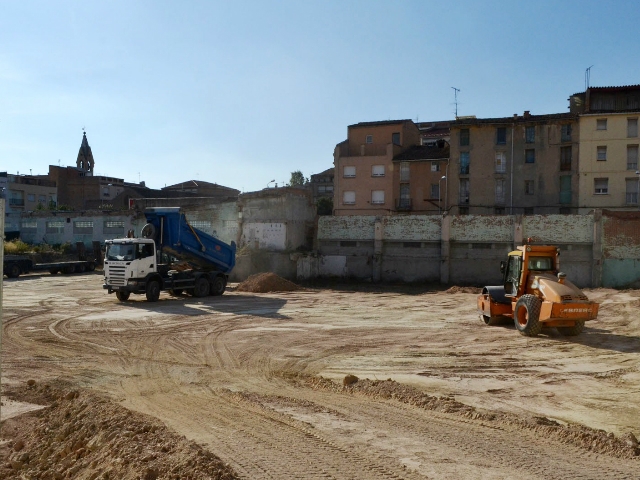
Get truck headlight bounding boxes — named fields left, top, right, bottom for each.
left=127, top=280, right=138, bottom=286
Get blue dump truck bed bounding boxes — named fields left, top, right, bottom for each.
left=143, top=207, right=236, bottom=274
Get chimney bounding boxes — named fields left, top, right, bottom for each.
left=524, top=110, right=531, bottom=118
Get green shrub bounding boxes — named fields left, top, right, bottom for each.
left=4, top=239, right=32, bottom=255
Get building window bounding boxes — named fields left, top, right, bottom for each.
left=561, top=124, right=572, bottom=142
left=597, top=146, right=607, bottom=161
left=525, top=149, right=535, bottom=164
left=431, top=184, right=440, bottom=200
left=496, top=127, right=507, bottom=145
left=495, top=152, right=506, bottom=173
left=343, top=191, right=356, bottom=204
left=628, top=118, right=638, bottom=138
left=459, top=179, right=470, bottom=204
left=27, top=193, right=35, bottom=202
left=495, top=179, right=505, bottom=204
left=46, top=220, right=65, bottom=234
left=525, top=180, right=535, bottom=195
left=371, top=165, right=385, bottom=177
left=38, top=195, right=46, bottom=202
left=627, top=145, right=639, bottom=170
left=523, top=207, right=534, bottom=215
left=318, top=185, right=334, bottom=194
left=431, top=161, right=440, bottom=172
left=73, top=220, right=94, bottom=234
left=494, top=207, right=505, bottom=215
left=400, top=162, right=410, bottom=182
left=594, top=178, right=608, bottom=195
left=460, top=128, right=470, bottom=146
left=104, top=220, right=125, bottom=234
left=371, top=190, right=385, bottom=204
left=560, top=146, right=572, bottom=171
left=560, top=176, right=572, bottom=204
left=10, top=191, right=24, bottom=206
left=365, top=135, right=373, bottom=144
left=398, top=184, right=411, bottom=209
left=460, top=152, right=470, bottom=174
left=596, top=119, right=607, bottom=130
left=391, top=132, right=401, bottom=146
left=21, top=220, right=38, bottom=231
left=343, top=166, right=356, bottom=178
left=626, top=178, right=639, bottom=205
left=525, top=126, right=535, bottom=143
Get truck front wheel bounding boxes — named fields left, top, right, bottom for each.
left=146, top=280, right=161, bottom=302
left=210, top=276, right=226, bottom=296
left=193, top=277, right=210, bottom=297
left=7, top=264, right=21, bottom=278
left=514, top=294, right=543, bottom=337
left=116, top=291, right=130, bottom=302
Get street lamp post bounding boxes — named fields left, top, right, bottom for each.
left=439, top=175, right=446, bottom=215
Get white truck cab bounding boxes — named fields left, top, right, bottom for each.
left=104, top=239, right=158, bottom=295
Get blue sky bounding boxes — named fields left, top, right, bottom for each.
left=2, top=0, right=640, bottom=192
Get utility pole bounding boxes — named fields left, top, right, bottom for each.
left=451, top=87, right=460, bottom=118
left=585, top=65, right=594, bottom=91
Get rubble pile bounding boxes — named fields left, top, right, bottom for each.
left=1, top=381, right=238, bottom=480
left=445, top=286, right=482, bottom=294
left=236, top=272, right=302, bottom=293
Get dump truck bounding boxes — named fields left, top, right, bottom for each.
left=477, top=242, right=599, bottom=336
left=103, top=207, right=236, bottom=302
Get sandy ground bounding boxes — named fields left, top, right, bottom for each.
left=1, top=273, right=639, bottom=479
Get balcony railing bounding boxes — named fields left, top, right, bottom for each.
left=626, top=192, right=638, bottom=205
left=459, top=194, right=469, bottom=204
left=395, top=198, right=413, bottom=211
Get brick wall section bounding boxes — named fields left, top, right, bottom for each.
left=523, top=214, right=593, bottom=244
left=602, top=211, right=640, bottom=259
left=450, top=215, right=513, bottom=243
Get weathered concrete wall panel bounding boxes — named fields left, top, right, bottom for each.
left=450, top=215, right=513, bottom=243
left=242, top=222, right=287, bottom=250
left=318, top=216, right=376, bottom=240
left=523, top=215, right=593, bottom=244
left=382, top=216, right=441, bottom=241
left=230, top=252, right=297, bottom=281
left=449, top=244, right=512, bottom=285
left=601, top=212, right=640, bottom=287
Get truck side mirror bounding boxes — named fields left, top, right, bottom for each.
left=500, top=261, right=505, bottom=274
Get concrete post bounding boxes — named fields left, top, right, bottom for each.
left=440, top=215, right=451, bottom=284
left=513, top=214, right=523, bottom=249
left=373, top=217, right=383, bottom=282
left=592, top=209, right=603, bottom=288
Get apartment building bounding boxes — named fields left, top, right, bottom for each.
left=448, top=112, right=579, bottom=215
left=332, top=120, right=423, bottom=215
left=570, top=85, right=640, bottom=212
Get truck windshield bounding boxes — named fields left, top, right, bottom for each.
left=106, top=243, right=136, bottom=261
left=528, top=256, right=554, bottom=271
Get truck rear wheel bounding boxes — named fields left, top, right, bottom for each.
left=557, top=320, right=585, bottom=336
left=514, top=294, right=542, bottom=337
left=76, top=264, right=86, bottom=273
left=193, top=277, right=210, bottom=297
left=210, top=276, right=226, bottom=296
left=116, top=291, right=130, bottom=302
left=146, top=280, right=161, bottom=302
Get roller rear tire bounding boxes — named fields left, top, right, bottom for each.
left=557, top=320, right=585, bottom=337
left=514, top=294, right=543, bottom=337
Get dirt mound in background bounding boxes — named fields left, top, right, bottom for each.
left=445, top=286, right=482, bottom=294
left=236, top=272, right=302, bottom=293
left=1, top=381, right=238, bottom=480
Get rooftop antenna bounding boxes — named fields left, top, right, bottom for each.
left=451, top=87, right=460, bottom=118
left=585, top=65, right=594, bottom=91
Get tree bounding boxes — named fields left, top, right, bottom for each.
left=288, top=170, right=308, bottom=186
left=316, top=197, right=333, bottom=216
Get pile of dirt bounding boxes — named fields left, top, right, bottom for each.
left=236, top=272, right=302, bottom=293
left=445, top=286, right=482, bottom=294
left=298, top=375, right=640, bottom=460
left=1, top=381, right=238, bottom=480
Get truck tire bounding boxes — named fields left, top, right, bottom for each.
left=75, top=264, right=86, bottom=273
left=49, top=269, right=59, bottom=275
left=116, top=291, right=130, bottom=302
left=514, top=294, right=543, bottom=337
left=141, top=223, right=157, bottom=239
left=146, top=280, right=161, bottom=302
left=193, top=277, right=210, bottom=297
left=210, top=276, right=226, bottom=296
left=87, top=262, right=96, bottom=272
left=7, top=263, right=21, bottom=278
left=63, top=265, right=75, bottom=274
left=557, top=320, right=585, bottom=336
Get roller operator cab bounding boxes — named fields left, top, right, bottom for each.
left=477, top=244, right=599, bottom=337
left=103, top=207, right=236, bottom=302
